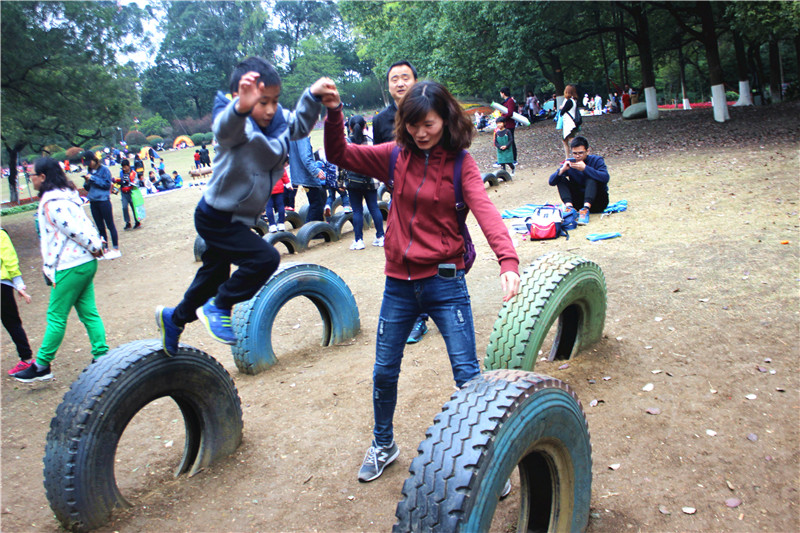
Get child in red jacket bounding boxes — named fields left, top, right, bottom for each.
left=263, top=165, right=292, bottom=232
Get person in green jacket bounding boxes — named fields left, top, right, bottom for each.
left=1, top=227, right=34, bottom=375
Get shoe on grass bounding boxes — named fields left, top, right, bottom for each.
left=358, top=440, right=399, bottom=482
left=577, top=208, right=590, bottom=225
left=156, top=306, right=184, bottom=355
left=8, top=359, right=33, bottom=376
left=196, top=298, right=237, bottom=345
left=14, top=362, right=53, bottom=383
left=406, top=318, right=428, bottom=344
left=350, top=239, right=365, bottom=250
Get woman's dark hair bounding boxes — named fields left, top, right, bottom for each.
left=34, top=157, right=76, bottom=195
left=230, top=56, right=281, bottom=94
left=394, top=81, right=474, bottom=152
left=348, top=115, right=367, bottom=145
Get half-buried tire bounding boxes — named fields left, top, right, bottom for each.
left=296, top=220, right=339, bottom=249
left=377, top=200, right=390, bottom=223
left=485, top=251, right=606, bottom=372
left=394, top=369, right=592, bottom=533
left=251, top=219, right=269, bottom=236
left=330, top=211, right=355, bottom=238
left=284, top=209, right=304, bottom=229
left=377, top=183, right=391, bottom=202
left=43, top=340, right=243, bottom=533
left=495, top=169, right=512, bottom=182
left=194, top=235, right=206, bottom=262
left=482, top=172, right=498, bottom=186
left=264, top=231, right=304, bottom=254
left=231, top=262, right=360, bottom=374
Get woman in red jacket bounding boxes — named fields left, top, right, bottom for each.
left=324, top=80, right=520, bottom=483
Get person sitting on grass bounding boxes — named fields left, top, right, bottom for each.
left=155, top=56, right=338, bottom=353
left=156, top=169, right=176, bottom=191
left=548, top=136, right=609, bottom=225
left=172, top=170, right=183, bottom=188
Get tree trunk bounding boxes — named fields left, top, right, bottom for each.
left=795, top=35, right=800, bottom=90
left=597, top=11, right=611, bottom=96
left=733, top=31, right=753, bottom=106
left=615, top=11, right=628, bottom=87
left=696, top=1, right=728, bottom=121
left=769, top=38, right=782, bottom=103
left=678, top=42, right=691, bottom=109
left=6, top=147, right=20, bottom=204
left=630, top=3, right=658, bottom=119
left=750, top=43, right=766, bottom=104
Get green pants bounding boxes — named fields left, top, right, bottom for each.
left=37, top=260, right=108, bottom=365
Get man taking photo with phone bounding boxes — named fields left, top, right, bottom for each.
left=548, top=136, right=610, bottom=225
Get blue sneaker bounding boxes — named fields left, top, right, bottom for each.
left=577, top=208, right=590, bottom=225
left=406, top=318, right=428, bottom=344
left=156, top=306, right=184, bottom=355
left=196, top=298, right=237, bottom=345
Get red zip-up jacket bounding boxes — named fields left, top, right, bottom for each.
left=325, top=107, right=519, bottom=281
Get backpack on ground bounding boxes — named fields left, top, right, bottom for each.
left=526, top=204, right=569, bottom=240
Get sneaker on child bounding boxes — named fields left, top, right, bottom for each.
left=268, top=225, right=277, bottom=233
left=358, top=440, right=400, bottom=482
left=577, top=208, right=590, bottom=225
left=406, top=318, right=428, bottom=344
left=372, top=236, right=384, bottom=247
left=196, top=297, right=237, bottom=345
left=350, top=239, right=365, bottom=250
left=8, top=359, right=33, bottom=376
left=277, top=223, right=285, bottom=232
left=104, top=249, right=122, bottom=260
left=343, top=206, right=353, bottom=213
left=14, top=362, right=53, bottom=383
left=156, top=306, right=184, bottom=355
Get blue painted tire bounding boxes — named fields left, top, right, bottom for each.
left=230, top=263, right=360, bottom=374
left=394, top=370, right=592, bottom=533
left=264, top=231, right=304, bottom=254
left=43, top=340, right=242, bottom=532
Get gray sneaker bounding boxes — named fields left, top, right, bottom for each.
left=358, top=440, right=399, bottom=482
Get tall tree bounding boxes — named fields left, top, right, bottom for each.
left=274, top=0, right=339, bottom=72
left=1, top=1, right=144, bottom=202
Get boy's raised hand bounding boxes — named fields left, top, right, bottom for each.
left=236, top=71, right=263, bottom=115
left=311, top=77, right=340, bottom=109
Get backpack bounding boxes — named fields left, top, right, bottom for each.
left=389, top=146, right=475, bottom=273
left=526, top=204, right=569, bottom=240
left=561, top=206, right=578, bottom=230
left=572, top=101, right=583, bottom=127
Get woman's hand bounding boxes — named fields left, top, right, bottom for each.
left=500, top=271, right=520, bottom=302
left=311, top=77, right=340, bottom=109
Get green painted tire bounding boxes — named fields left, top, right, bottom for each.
left=44, top=340, right=242, bottom=532
left=394, top=370, right=592, bottom=533
left=231, top=263, right=360, bottom=374
left=485, top=252, right=606, bottom=372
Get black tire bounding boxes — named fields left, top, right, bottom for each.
left=377, top=183, right=391, bottom=202
left=394, top=369, right=592, bottom=533
left=230, top=262, right=360, bottom=374
left=485, top=252, right=607, bottom=372
left=495, top=169, right=512, bottom=182
left=298, top=204, right=309, bottom=223
left=331, top=211, right=356, bottom=238
left=251, top=218, right=269, bottom=236
left=296, top=220, right=339, bottom=249
left=44, top=340, right=243, bottom=532
left=193, top=235, right=206, bottom=262
left=482, top=172, right=499, bottom=186
left=377, top=200, right=390, bottom=223
left=330, top=196, right=343, bottom=215
left=264, top=231, right=304, bottom=254
left=284, top=209, right=303, bottom=230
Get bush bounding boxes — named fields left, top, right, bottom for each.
left=726, top=91, right=739, bottom=101
left=202, top=132, right=215, bottom=144
left=25, top=154, right=39, bottom=164
left=1, top=202, right=38, bottom=216
left=51, top=151, right=68, bottom=162
left=89, top=145, right=104, bottom=153
left=125, top=130, right=147, bottom=147
left=65, top=147, right=84, bottom=161
left=146, top=135, right=164, bottom=148
left=190, top=133, right=205, bottom=146
left=162, top=137, right=174, bottom=149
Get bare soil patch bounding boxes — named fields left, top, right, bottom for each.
left=2, top=103, right=799, bottom=532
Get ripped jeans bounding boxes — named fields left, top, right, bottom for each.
left=372, top=271, right=479, bottom=446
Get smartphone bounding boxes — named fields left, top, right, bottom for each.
left=566, top=158, right=577, bottom=163
left=438, top=263, right=457, bottom=278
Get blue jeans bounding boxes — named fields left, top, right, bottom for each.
left=265, top=192, right=285, bottom=225
left=372, top=272, right=479, bottom=446
left=348, top=188, right=384, bottom=241
left=325, top=188, right=351, bottom=209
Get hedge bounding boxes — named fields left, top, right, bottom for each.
left=65, top=147, right=84, bottom=161
left=146, top=135, right=164, bottom=147
left=125, top=130, right=147, bottom=146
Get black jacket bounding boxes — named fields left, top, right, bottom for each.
left=372, top=102, right=398, bottom=145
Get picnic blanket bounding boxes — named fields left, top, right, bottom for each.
left=502, top=200, right=628, bottom=219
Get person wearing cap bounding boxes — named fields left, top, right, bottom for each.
left=83, top=150, right=120, bottom=258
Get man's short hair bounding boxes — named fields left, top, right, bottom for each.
left=570, top=136, right=590, bottom=150
left=229, top=57, right=281, bottom=95
left=386, top=60, right=418, bottom=81
left=172, top=170, right=178, bottom=175
left=500, top=87, right=511, bottom=97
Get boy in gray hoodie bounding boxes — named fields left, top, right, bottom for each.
left=156, top=57, right=339, bottom=352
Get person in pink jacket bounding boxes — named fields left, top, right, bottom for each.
left=263, top=166, right=292, bottom=232
left=323, top=79, right=521, bottom=482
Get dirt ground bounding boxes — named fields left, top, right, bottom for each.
left=2, top=103, right=798, bottom=533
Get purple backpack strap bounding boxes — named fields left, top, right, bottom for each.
left=387, top=145, right=401, bottom=190
left=453, top=149, right=467, bottom=212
